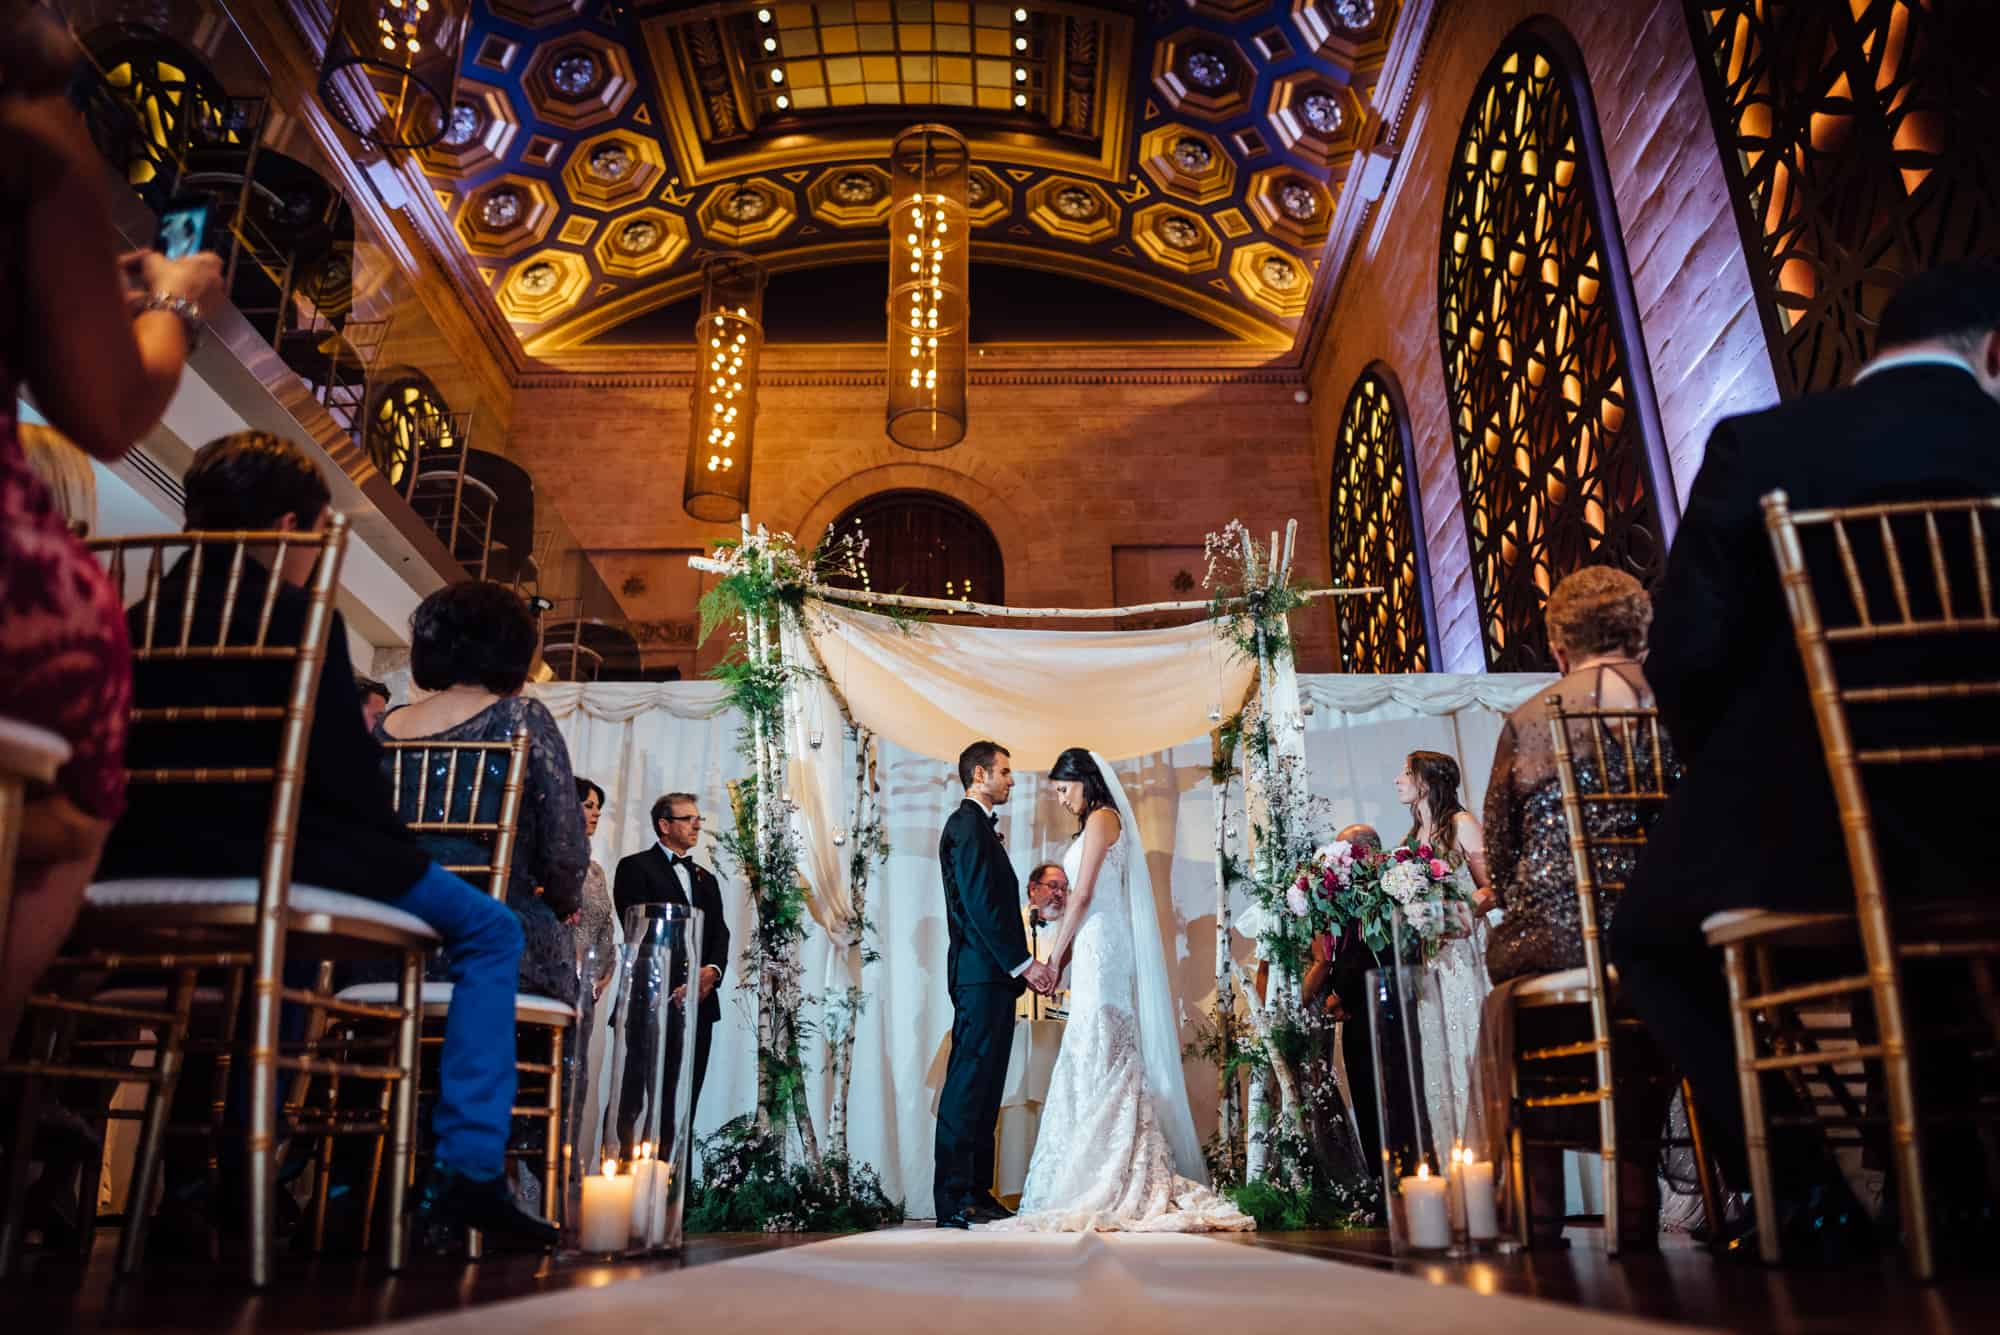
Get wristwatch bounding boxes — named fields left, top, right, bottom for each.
left=133, top=292, right=204, bottom=352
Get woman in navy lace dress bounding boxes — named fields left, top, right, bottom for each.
left=375, top=582, right=589, bottom=1003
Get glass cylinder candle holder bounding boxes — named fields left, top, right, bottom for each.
left=559, top=932, right=611, bottom=1247
left=574, top=903, right=702, bottom=1255
left=1367, top=958, right=1454, bottom=1255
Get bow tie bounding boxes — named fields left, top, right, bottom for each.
left=987, top=812, right=999, bottom=829
left=669, top=853, right=693, bottom=870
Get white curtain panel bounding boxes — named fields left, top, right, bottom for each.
left=529, top=670, right=1552, bottom=1209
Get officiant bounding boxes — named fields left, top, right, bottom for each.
left=614, top=793, right=732, bottom=1132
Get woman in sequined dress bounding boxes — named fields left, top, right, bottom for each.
left=1474, top=567, right=1681, bottom=1246
left=573, top=777, right=618, bottom=999
left=1395, top=752, right=1492, bottom=1167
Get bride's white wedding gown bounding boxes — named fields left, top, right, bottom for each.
left=983, top=829, right=1252, bottom=1233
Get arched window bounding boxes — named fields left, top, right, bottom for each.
left=823, top=490, right=1004, bottom=605
left=1329, top=367, right=1433, bottom=673
left=366, top=371, right=461, bottom=488
left=1438, top=23, right=1672, bottom=673
left=1685, top=1, right=2000, bottom=397
left=77, top=27, right=248, bottom=209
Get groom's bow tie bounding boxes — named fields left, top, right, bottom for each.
left=987, top=812, right=999, bottom=829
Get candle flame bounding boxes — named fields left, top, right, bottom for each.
left=1417, top=1163, right=1431, bottom=1179
left=639, top=1140, right=654, bottom=1160
left=601, top=1158, right=618, bottom=1177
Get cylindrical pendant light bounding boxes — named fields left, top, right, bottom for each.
left=683, top=251, right=765, bottom=523
left=886, top=124, right=969, bottom=451
left=318, top=0, right=464, bottom=151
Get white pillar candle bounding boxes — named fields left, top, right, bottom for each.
left=650, top=1158, right=673, bottom=1244
left=629, top=1147, right=662, bottom=1241
left=1401, top=1166, right=1451, bottom=1250
left=1461, top=1159, right=1499, bottom=1241
left=579, top=1162, right=635, bottom=1253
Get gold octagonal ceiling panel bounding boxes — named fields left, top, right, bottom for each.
left=1138, top=123, right=1236, bottom=205
left=964, top=165, right=1012, bottom=227
left=1230, top=241, right=1311, bottom=319
left=418, top=78, right=517, bottom=179
left=455, top=173, right=559, bottom=259
left=1247, top=166, right=1334, bottom=250
left=1267, top=71, right=1363, bottom=170
left=807, top=165, right=894, bottom=229
left=1151, top=27, right=1254, bottom=121
left=522, top=30, right=634, bottom=131
left=499, top=249, right=591, bottom=324
left=1132, top=203, right=1222, bottom=275
left=1292, top=0, right=1399, bottom=68
left=593, top=208, right=690, bottom=280
left=562, top=129, right=666, bottom=211
left=696, top=178, right=798, bottom=247
left=1025, top=176, right=1118, bottom=245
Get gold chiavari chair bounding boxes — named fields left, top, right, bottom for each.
left=1503, top=696, right=1719, bottom=1254
left=320, top=727, right=571, bottom=1256
left=1701, top=491, right=2000, bottom=1280
left=0, top=519, right=433, bottom=1287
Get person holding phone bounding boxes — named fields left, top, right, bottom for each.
left=0, top=2, right=226, bottom=1054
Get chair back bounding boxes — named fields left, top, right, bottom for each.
left=89, top=518, right=351, bottom=928
left=376, top=728, right=529, bottom=902
left=1760, top=489, right=2000, bottom=971
left=1545, top=696, right=1677, bottom=1020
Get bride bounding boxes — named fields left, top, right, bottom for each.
left=983, top=748, right=1252, bottom=1233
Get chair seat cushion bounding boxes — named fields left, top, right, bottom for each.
left=1511, top=965, right=1619, bottom=1005
left=335, top=980, right=574, bottom=1024
left=86, top=878, right=439, bottom=944
left=1700, top=907, right=1852, bottom=946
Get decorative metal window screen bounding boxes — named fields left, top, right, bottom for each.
left=1685, top=1, right=2000, bottom=398
left=824, top=489, right=1004, bottom=604
left=1330, top=369, right=1432, bottom=673
left=1437, top=30, right=1669, bottom=673
left=367, top=373, right=461, bottom=487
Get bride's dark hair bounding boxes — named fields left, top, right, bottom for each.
left=1049, top=747, right=1116, bottom=835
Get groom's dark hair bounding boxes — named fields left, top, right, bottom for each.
left=957, top=740, right=1008, bottom=789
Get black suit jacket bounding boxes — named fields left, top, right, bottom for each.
left=612, top=845, right=730, bottom=1026
left=938, top=799, right=1029, bottom=993
left=100, top=553, right=432, bottom=900
left=1643, top=362, right=2000, bottom=913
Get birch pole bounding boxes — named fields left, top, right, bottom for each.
left=1211, top=731, right=1239, bottom=1179
left=1239, top=527, right=1275, bottom=1181
left=747, top=595, right=779, bottom=1142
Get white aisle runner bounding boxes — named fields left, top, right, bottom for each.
left=374, top=1230, right=1702, bottom=1335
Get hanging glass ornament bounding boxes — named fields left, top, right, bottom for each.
left=832, top=831, right=847, bottom=847
left=809, top=731, right=824, bottom=750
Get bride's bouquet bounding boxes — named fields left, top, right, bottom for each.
left=1282, top=840, right=1474, bottom=962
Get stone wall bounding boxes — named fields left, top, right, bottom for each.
left=1305, top=0, right=1779, bottom=673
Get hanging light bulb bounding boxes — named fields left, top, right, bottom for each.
left=886, top=124, right=968, bottom=450
left=319, top=0, right=465, bottom=150
left=683, top=253, right=764, bottom=521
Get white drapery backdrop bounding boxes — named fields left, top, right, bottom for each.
left=531, top=667, right=1552, bottom=1208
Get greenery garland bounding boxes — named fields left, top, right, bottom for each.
left=692, top=526, right=904, bottom=1230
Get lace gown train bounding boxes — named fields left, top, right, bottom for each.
left=982, top=833, right=1251, bottom=1233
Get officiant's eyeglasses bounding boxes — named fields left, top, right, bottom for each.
left=665, top=813, right=703, bottom=824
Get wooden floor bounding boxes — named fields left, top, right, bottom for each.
left=10, top=1224, right=2000, bottom=1334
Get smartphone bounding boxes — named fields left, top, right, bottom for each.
left=154, top=198, right=211, bottom=260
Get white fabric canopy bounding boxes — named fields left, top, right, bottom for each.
left=801, top=602, right=1258, bottom=768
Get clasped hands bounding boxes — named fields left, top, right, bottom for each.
left=671, top=965, right=722, bottom=1005
left=1022, top=959, right=1061, bottom=996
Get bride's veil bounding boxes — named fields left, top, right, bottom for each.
left=1088, top=751, right=1207, bottom=1184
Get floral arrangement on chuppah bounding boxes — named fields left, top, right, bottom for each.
left=1261, top=839, right=1478, bottom=965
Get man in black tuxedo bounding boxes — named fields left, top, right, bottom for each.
left=1611, top=262, right=2000, bottom=1238
left=934, top=741, right=1057, bottom=1228
left=613, top=793, right=732, bottom=1139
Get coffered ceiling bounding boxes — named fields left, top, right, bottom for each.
left=419, top=0, right=1411, bottom=351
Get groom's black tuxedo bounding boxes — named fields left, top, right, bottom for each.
left=934, top=797, right=1031, bottom=1221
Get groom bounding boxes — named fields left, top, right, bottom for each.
left=934, top=740, right=1058, bottom=1229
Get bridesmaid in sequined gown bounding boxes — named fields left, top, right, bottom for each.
left=1395, top=752, right=1492, bottom=1163
left=1476, top=567, right=1682, bottom=1246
